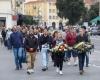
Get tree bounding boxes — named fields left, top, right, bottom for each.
left=23, top=15, right=39, bottom=25
left=88, top=2, right=99, bottom=21
left=56, top=0, right=86, bottom=25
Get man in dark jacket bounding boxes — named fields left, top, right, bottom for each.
left=76, top=26, right=90, bottom=75
left=10, top=27, right=23, bottom=70
left=24, top=29, right=38, bottom=74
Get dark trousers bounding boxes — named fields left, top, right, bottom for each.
left=78, top=53, right=86, bottom=70
left=56, top=61, right=63, bottom=70
left=85, top=52, right=89, bottom=66
left=54, top=53, right=64, bottom=71
left=67, top=50, right=78, bottom=58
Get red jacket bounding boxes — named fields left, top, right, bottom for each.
left=65, top=31, right=77, bottom=47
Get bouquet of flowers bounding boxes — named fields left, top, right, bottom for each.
left=49, top=44, right=68, bottom=54
left=74, top=42, right=94, bottom=53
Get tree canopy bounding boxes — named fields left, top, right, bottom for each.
left=88, top=2, right=99, bottom=21
left=56, top=0, right=86, bottom=25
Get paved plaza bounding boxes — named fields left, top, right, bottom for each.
left=0, top=36, right=100, bottom=80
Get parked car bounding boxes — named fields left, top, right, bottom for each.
left=97, top=25, right=100, bottom=35
left=91, top=27, right=98, bottom=35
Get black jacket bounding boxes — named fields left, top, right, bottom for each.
left=24, top=34, right=38, bottom=52
left=1, top=30, right=6, bottom=38
left=40, top=34, right=53, bottom=48
left=76, top=33, right=89, bottom=43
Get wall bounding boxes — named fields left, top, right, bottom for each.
left=0, top=0, right=16, bottom=28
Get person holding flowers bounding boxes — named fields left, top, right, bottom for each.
left=76, top=26, right=90, bottom=75
left=52, top=32, right=66, bottom=75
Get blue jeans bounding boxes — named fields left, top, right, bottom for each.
left=67, top=50, right=78, bottom=58
left=64, top=51, right=68, bottom=61
left=13, top=47, right=23, bottom=69
left=85, top=52, right=89, bottom=66
left=41, top=47, right=49, bottom=67
left=78, top=53, right=86, bottom=70
left=22, top=48, right=26, bottom=63
left=7, top=39, right=12, bottom=49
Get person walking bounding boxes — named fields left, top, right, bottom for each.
left=40, top=29, right=52, bottom=71
left=1, top=27, right=7, bottom=46
left=10, top=27, right=23, bottom=70
left=54, top=32, right=65, bottom=75
left=65, top=26, right=78, bottom=66
left=6, top=28, right=12, bottom=49
left=76, top=26, right=90, bottom=75
left=24, top=29, right=38, bottom=74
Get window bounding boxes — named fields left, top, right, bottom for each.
left=52, top=9, right=55, bottom=13
left=53, top=16, right=55, bottom=19
left=49, top=15, right=52, bottom=19
left=49, top=3, right=52, bottom=6
left=49, top=9, right=52, bottom=13
left=56, top=16, right=59, bottom=19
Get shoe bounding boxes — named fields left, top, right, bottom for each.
left=79, top=70, right=83, bottom=75
left=30, top=69, right=34, bottom=73
left=59, top=71, right=63, bottom=75
left=67, top=62, right=71, bottom=65
left=27, top=69, right=31, bottom=75
left=74, top=61, right=78, bottom=66
left=42, top=68, right=46, bottom=71
left=56, top=68, right=59, bottom=73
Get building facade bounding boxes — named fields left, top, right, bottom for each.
left=84, top=0, right=99, bottom=7
left=84, top=0, right=93, bottom=9
left=16, top=0, right=25, bottom=14
left=91, top=0, right=99, bottom=4
left=24, top=0, right=66, bottom=27
left=0, top=0, right=17, bottom=28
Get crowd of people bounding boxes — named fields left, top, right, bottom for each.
left=0, top=25, right=91, bottom=75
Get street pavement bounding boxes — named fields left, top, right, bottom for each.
left=0, top=36, right=100, bottom=80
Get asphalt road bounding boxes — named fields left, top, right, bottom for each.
left=0, top=36, right=100, bottom=80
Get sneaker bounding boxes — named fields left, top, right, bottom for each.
left=74, top=61, right=78, bottom=66
left=30, top=69, right=34, bottom=73
left=67, top=62, right=71, bottom=65
left=27, top=69, right=31, bottom=75
left=59, top=71, right=63, bottom=75
left=42, top=68, right=46, bottom=71
left=56, top=68, right=59, bottom=73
